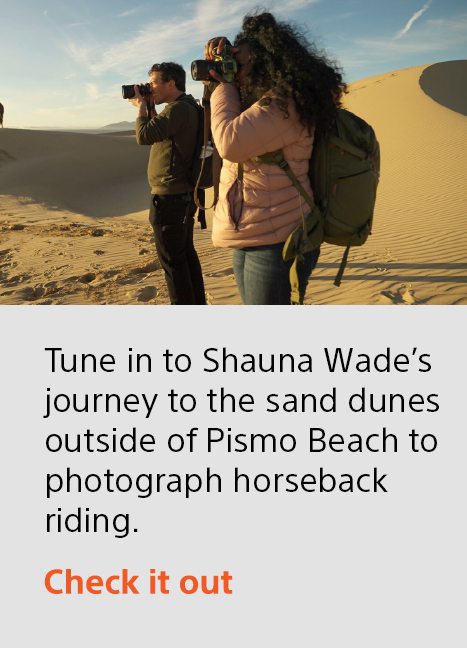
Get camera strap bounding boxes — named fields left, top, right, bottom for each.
left=145, top=97, right=155, bottom=119
left=193, top=85, right=219, bottom=213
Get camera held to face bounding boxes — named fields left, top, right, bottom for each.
left=121, top=83, right=152, bottom=100
left=191, top=43, right=237, bottom=83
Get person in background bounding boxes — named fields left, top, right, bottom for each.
left=204, top=12, right=346, bottom=304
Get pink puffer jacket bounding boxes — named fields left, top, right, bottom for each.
left=210, top=83, right=314, bottom=248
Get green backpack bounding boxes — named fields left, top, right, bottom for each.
left=255, top=108, right=380, bottom=303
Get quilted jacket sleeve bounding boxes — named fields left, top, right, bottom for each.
left=210, top=83, right=302, bottom=162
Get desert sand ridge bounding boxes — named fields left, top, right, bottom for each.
left=0, top=61, right=466, bottom=305
left=0, top=129, right=149, bottom=217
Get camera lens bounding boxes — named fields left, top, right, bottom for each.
left=121, top=83, right=151, bottom=99
left=122, top=85, right=136, bottom=99
left=191, top=60, right=217, bottom=81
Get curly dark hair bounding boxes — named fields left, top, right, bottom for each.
left=234, top=12, right=346, bottom=131
left=148, top=62, right=186, bottom=91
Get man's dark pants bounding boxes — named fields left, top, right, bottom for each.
left=149, top=193, right=206, bottom=305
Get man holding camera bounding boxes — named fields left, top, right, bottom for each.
left=129, top=62, right=206, bottom=305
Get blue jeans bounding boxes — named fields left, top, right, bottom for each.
left=233, top=243, right=320, bottom=305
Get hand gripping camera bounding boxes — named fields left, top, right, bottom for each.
left=191, top=43, right=237, bottom=83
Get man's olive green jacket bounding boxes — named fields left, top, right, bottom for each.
left=136, top=93, right=199, bottom=195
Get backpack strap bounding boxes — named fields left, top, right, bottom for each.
left=194, top=90, right=216, bottom=213
left=329, top=135, right=369, bottom=160
left=334, top=244, right=350, bottom=287
left=168, top=96, right=210, bottom=224
left=254, top=149, right=313, bottom=304
left=253, top=150, right=314, bottom=213
left=289, top=256, right=301, bottom=305
left=238, top=161, right=244, bottom=185
left=254, top=148, right=352, bottom=293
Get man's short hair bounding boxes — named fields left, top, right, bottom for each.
left=148, top=62, right=186, bottom=92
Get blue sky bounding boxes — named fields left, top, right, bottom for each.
left=1, top=0, right=466, bottom=128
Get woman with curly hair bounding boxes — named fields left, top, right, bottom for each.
left=204, top=11, right=346, bottom=304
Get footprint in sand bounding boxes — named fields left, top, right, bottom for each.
left=380, top=291, right=403, bottom=304
left=206, top=267, right=235, bottom=278
left=374, top=266, right=390, bottom=274
left=19, top=285, right=46, bottom=301
left=105, top=270, right=121, bottom=278
left=136, top=286, right=158, bottom=302
left=0, top=249, right=13, bottom=266
left=383, top=248, right=398, bottom=263
left=131, top=260, right=160, bottom=274
left=5, top=273, right=31, bottom=286
left=380, top=284, right=424, bottom=305
left=117, top=261, right=160, bottom=285
left=79, top=272, right=97, bottom=283
left=399, top=286, right=416, bottom=304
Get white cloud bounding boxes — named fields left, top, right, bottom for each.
left=359, top=11, right=467, bottom=55
left=355, top=38, right=446, bottom=55
left=331, top=11, right=467, bottom=81
left=64, top=0, right=320, bottom=76
left=66, top=22, right=91, bottom=28
left=118, top=5, right=146, bottom=18
left=64, top=40, right=92, bottom=64
left=85, top=83, right=99, bottom=98
left=394, top=1, right=432, bottom=40
left=426, top=15, right=467, bottom=31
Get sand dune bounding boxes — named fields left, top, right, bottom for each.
left=0, top=129, right=149, bottom=217
left=331, top=59, right=467, bottom=305
left=1, top=60, right=466, bottom=305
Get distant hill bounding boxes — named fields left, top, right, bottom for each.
left=101, top=121, right=135, bottom=130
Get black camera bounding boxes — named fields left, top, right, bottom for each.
left=121, top=83, right=151, bottom=99
left=191, top=43, right=237, bottom=83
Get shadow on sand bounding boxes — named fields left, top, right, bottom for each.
left=419, top=60, right=467, bottom=116
left=314, top=261, right=467, bottom=283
